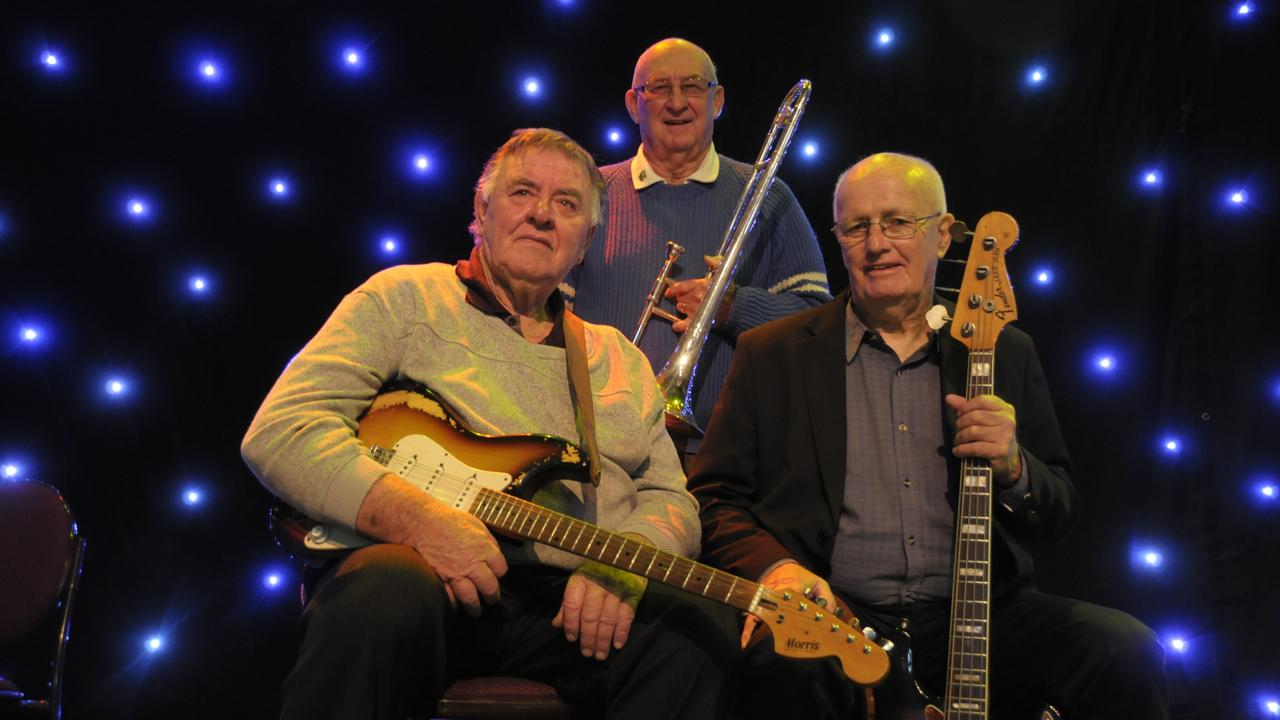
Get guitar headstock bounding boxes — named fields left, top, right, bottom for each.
left=950, top=211, right=1020, bottom=352
left=750, top=587, right=890, bottom=687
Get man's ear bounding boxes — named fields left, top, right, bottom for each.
left=935, top=212, right=955, bottom=258
left=473, top=189, right=488, bottom=236
left=625, top=89, right=641, bottom=124
left=712, top=84, right=725, bottom=120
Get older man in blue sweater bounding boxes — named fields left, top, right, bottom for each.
left=564, top=37, right=831, bottom=431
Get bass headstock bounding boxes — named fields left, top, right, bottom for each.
left=950, top=211, right=1020, bottom=352
left=749, top=587, right=891, bottom=687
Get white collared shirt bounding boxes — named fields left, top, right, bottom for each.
left=629, top=143, right=720, bottom=189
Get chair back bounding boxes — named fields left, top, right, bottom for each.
left=0, top=481, right=79, bottom=645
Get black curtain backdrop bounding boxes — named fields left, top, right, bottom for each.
left=1, top=1, right=1276, bottom=717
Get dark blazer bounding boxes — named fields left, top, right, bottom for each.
left=688, top=291, right=1078, bottom=598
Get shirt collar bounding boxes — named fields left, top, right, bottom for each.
left=455, top=245, right=566, bottom=346
left=630, top=143, right=720, bottom=189
left=844, top=297, right=949, bottom=364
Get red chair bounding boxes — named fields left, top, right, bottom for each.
left=431, top=676, right=570, bottom=719
left=0, top=481, right=86, bottom=720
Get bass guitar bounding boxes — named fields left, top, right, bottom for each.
left=270, top=383, right=891, bottom=688
left=866, top=212, right=1060, bottom=720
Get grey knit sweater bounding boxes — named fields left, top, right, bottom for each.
left=241, top=263, right=700, bottom=569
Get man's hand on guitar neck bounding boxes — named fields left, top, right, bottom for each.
left=355, top=473, right=509, bottom=617
left=741, top=561, right=834, bottom=649
left=946, top=393, right=1023, bottom=487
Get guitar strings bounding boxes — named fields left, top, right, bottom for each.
left=949, top=303, right=996, bottom=714
left=384, top=457, right=757, bottom=607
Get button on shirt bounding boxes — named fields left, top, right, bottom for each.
left=829, top=303, right=955, bottom=607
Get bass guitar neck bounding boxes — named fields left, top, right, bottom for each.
left=941, top=211, right=1018, bottom=719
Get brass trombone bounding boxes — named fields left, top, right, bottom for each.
left=632, top=79, right=813, bottom=436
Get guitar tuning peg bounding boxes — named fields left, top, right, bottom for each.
left=949, top=220, right=973, bottom=244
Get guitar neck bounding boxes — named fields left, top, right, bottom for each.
left=469, top=488, right=761, bottom=611
left=945, top=347, right=995, bottom=720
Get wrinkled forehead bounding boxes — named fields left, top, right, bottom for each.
left=496, top=147, right=588, bottom=189
left=633, top=43, right=714, bottom=84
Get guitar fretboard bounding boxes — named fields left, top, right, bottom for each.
left=469, top=488, right=761, bottom=611
left=945, top=347, right=995, bottom=720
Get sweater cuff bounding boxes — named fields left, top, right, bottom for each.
left=320, top=453, right=391, bottom=529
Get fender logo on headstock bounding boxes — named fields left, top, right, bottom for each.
left=988, top=249, right=1014, bottom=320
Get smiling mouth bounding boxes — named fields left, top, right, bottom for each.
left=663, top=118, right=693, bottom=126
left=864, top=263, right=901, bottom=274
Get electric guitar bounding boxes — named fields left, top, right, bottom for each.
left=270, top=383, right=891, bottom=688
left=866, top=212, right=1060, bottom=720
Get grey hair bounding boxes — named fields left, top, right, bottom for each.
left=468, top=128, right=606, bottom=243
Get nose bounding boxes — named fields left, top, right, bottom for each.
left=665, top=87, right=691, bottom=111
left=528, top=197, right=554, bottom=228
left=863, top=223, right=890, bottom=253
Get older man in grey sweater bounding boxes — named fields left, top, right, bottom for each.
left=243, top=128, right=738, bottom=720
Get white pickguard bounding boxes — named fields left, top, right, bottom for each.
left=301, top=433, right=513, bottom=552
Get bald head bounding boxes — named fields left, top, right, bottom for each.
left=833, top=153, right=947, bottom=220
left=632, top=38, right=718, bottom=87
left=832, top=152, right=955, bottom=325
left=625, top=38, right=724, bottom=181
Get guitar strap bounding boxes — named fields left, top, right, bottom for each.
left=561, top=310, right=602, bottom=487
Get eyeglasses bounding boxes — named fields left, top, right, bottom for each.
left=832, top=212, right=942, bottom=243
left=632, top=76, right=718, bottom=99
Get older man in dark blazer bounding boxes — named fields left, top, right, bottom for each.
left=688, top=152, right=1167, bottom=719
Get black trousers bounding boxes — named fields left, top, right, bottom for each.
left=740, top=587, right=1168, bottom=720
left=280, top=543, right=741, bottom=720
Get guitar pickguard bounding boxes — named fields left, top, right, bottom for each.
left=385, top=434, right=513, bottom=507
left=300, top=433, right=513, bottom=553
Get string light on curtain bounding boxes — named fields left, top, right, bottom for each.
left=267, top=177, right=291, bottom=200
left=123, top=195, right=153, bottom=223
left=181, top=485, right=204, bottom=508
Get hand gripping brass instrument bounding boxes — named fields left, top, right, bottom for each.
left=632, top=79, right=812, bottom=436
